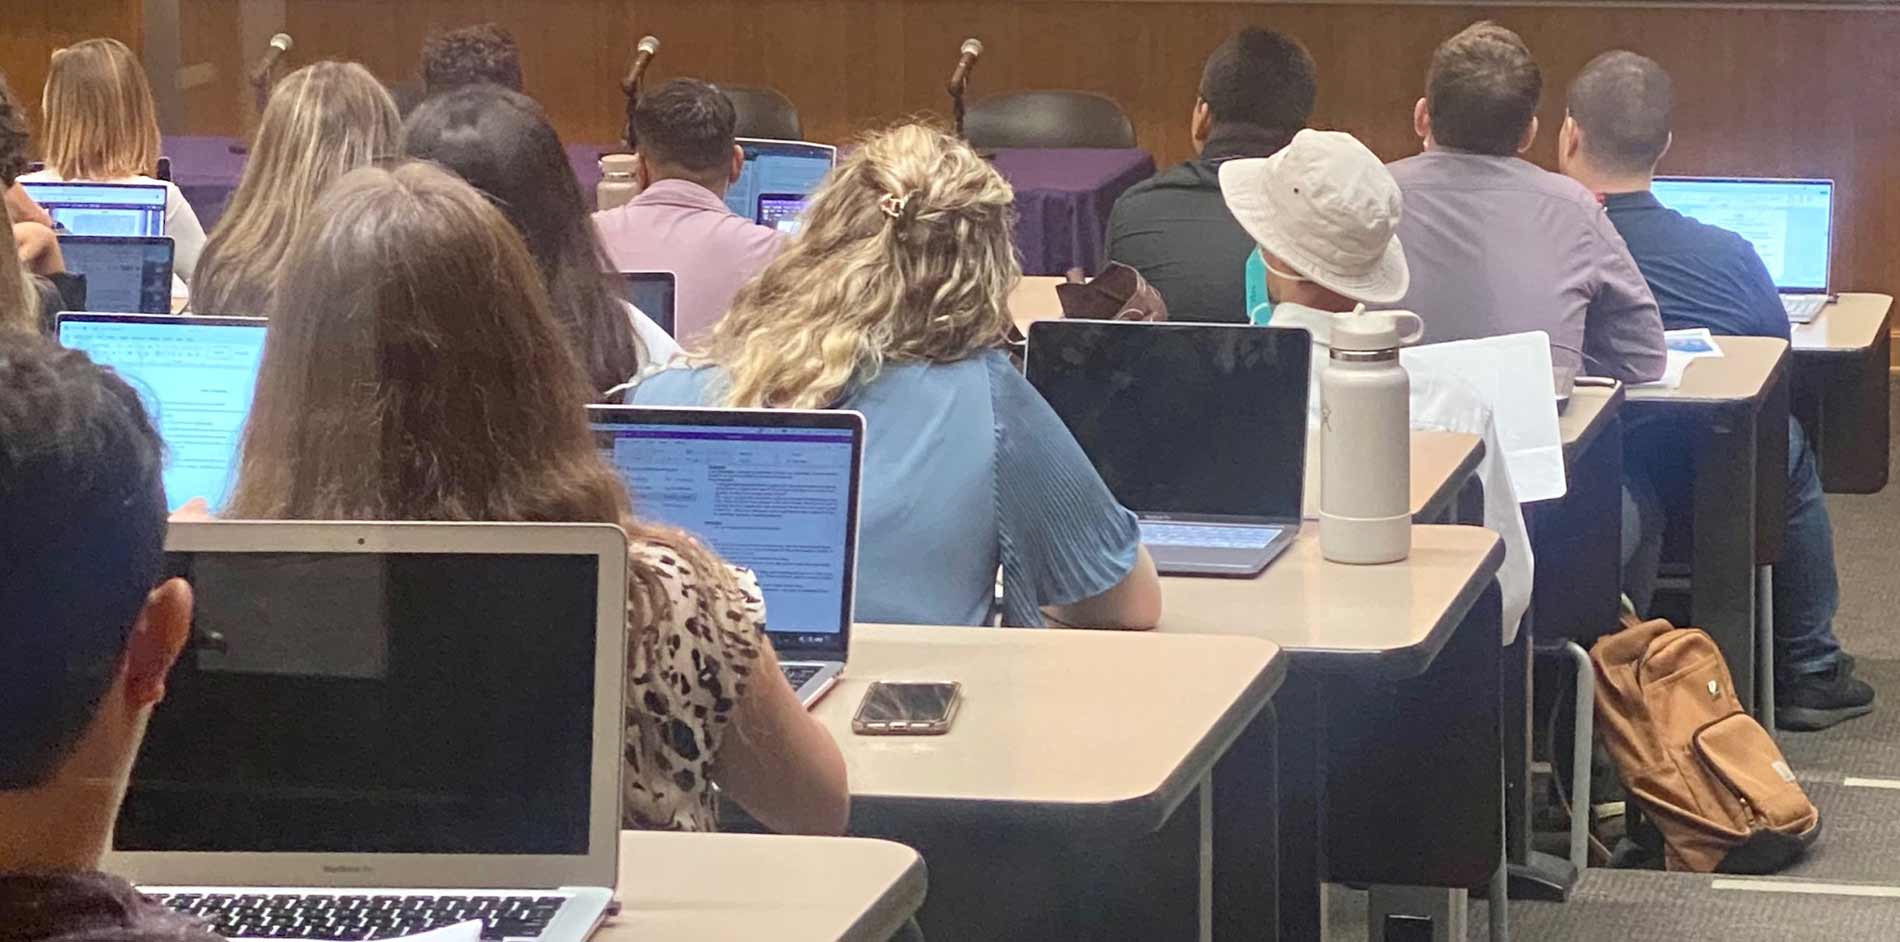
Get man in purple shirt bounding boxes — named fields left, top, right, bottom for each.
left=1388, top=22, right=1665, bottom=393
left=0, top=336, right=211, bottom=942
left=593, top=78, right=785, bottom=346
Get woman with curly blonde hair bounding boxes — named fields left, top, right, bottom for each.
left=634, top=123, right=1159, bottom=629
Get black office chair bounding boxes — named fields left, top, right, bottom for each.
left=963, top=90, right=1136, bottom=150
left=721, top=85, right=803, bottom=140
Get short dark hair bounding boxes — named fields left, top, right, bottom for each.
left=1198, top=28, right=1317, bottom=132
left=1566, top=51, right=1673, bottom=175
left=0, top=333, right=168, bottom=789
left=1426, top=22, right=1542, bottom=157
left=0, top=71, right=31, bottom=186
left=421, top=23, right=523, bottom=95
left=632, top=79, right=737, bottom=176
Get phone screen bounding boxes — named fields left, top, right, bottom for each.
left=856, top=682, right=960, bottom=727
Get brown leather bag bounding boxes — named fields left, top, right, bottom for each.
left=1592, top=614, right=1820, bottom=872
left=1054, top=262, right=1169, bottom=322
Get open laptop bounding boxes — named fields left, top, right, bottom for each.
left=54, top=313, right=267, bottom=511
left=1026, top=320, right=1310, bottom=577
left=589, top=405, right=862, bottom=705
left=115, top=520, right=627, bottom=942
left=617, top=271, right=676, bottom=337
left=1651, top=176, right=1836, bottom=323
left=56, top=235, right=174, bottom=313
left=723, top=138, right=837, bottom=223
left=23, top=180, right=169, bottom=236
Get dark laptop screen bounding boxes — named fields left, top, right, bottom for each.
left=1026, top=321, right=1310, bottom=521
left=116, top=551, right=597, bottom=855
left=617, top=272, right=675, bottom=337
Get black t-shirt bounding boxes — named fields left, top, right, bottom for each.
left=0, top=871, right=223, bottom=942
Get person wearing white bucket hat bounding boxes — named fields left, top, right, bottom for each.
left=1220, top=127, right=1534, bottom=641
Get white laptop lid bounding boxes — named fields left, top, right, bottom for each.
left=105, top=521, right=627, bottom=891
left=1650, top=176, right=1834, bottom=295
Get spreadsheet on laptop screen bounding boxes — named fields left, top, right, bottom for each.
left=54, top=318, right=265, bottom=511
left=595, top=422, right=855, bottom=639
left=1650, top=178, right=1833, bottom=292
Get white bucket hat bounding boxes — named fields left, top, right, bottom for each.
left=1219, top=128, right=1410, bottom=305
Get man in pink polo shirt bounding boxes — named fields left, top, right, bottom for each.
left=594, top=78, right=785, bottom=346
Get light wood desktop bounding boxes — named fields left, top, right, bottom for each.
left=1792, top=292, right=1891, bottom=353
left=592, top=831, right=925, bottom=942
left=1009, top=274, right=1065, bottom=332
left=1791, top=293, right=1892, bottom=494
left=1628, top=335, right=1788, bottom=404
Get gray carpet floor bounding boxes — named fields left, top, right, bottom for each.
left=1325, top=388, right=1900, bottom=941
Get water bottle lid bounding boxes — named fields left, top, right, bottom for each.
left=1331, top=306, right=1424, bottom=352
left=599, top=153, right=639, bottom=177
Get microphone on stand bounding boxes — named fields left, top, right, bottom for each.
left=621, top=35, right=661, bottom=150
left=947, top=38, right=983, bottom=140
left=231, top=32, right=293, bottom=155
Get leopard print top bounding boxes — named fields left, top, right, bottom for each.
left=622, top=540, right=766, bottom=830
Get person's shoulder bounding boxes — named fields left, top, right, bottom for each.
left=628, top=364, right=725, bottom=404
left=1523, top=166, right=1603, bottom=210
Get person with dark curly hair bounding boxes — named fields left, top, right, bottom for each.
left=0, top=71, right=78, bottom=332
left=419, top=22, right=523, bottom=96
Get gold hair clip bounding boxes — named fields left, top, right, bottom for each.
left=879, top=192, right=913, bottom=220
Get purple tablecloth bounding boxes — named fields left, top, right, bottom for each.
left=164, top=135, right=1154, bottom=276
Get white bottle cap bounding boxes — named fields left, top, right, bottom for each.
left=599, top=153, right=639, bottom=176
left=1331, top=306, right=1425, bottom=352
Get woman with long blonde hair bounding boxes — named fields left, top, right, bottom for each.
left=634, top=123, right=1161, bottom=629
left=190, top=61, right=400, bottom=315
left=25, top=38, right=207, bottom=283
left=223, top=161, right=848, bottom=835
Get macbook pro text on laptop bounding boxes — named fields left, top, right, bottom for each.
left=1651, top=176, right=1835, bottom=323
left=1026, top=320, right=1311, bottom=577
left=590, top=405, right=862, bottom=705
left=114, top=521, right=628, bottom=942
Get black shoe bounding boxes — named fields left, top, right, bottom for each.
left=1777, top=659, right=1875, bottom=732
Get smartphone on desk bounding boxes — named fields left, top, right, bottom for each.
left=851, top=681, right=962, bottom=735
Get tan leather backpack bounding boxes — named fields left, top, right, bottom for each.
left=1592, top=615, right=1820, bottom=872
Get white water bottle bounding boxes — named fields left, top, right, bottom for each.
left=1320, top=307, right=1424, bottom=564
left=596, top=154, right=642, bottom=211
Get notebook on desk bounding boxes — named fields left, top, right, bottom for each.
left=589, top=405, right=863, bottom=706
left=114, top=520, right=628, bottom=942
left=1651, top=176, right=1835, bottom=323
left=23, top=180, right=169, bottom=236
left=1025, top=320, right=1310, bottom=577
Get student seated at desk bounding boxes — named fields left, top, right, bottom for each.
left=1220, top=128, right=1532, bottom=639
left=1106, top=27, right=1315, bottom=321
left=212, top=162, right=848, bottom=834
left=1559, top=51, right=1873, bottom=730
left=0, top=335, right=213, bottom=942
left=24, top=39, right=206, bottom=283
left=631, top=124, right=1162, bottom=629
left=1388, top=22, right=1665, bottom=392
left=191, top=61, right=403, bottom=316
left=405, top=84, right=678, bottom=396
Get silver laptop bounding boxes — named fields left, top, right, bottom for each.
left=22, top=180, right=169, bottom=237
left=1651, top=176, right=1835, bottom=323
left=722, top=138, right=837, bottom=225
left=1026, top=320, right=1310, bottom=577
left=112, top=521, right=627, bottom=942
left=590, top=405, right=862, bottom=706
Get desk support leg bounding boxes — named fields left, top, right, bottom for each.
left=1275, top=673, right=1327, bottom=942
left=1198, top=779, right=1214, bottom=942
left=1759, top=565, right=1775, bottom=736
left=1212, top=701, right=1278, bottom=941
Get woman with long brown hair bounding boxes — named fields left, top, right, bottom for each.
left=190, top=61, right=401, bottom=315
left=224, top=161, right=847, bottom=834
left=25, top=38, right=206, bottom=283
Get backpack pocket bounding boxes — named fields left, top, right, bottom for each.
left=1693, top=712, right=1819, bottom=834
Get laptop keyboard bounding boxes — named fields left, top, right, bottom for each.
left=782, top=663, right=822, bottom=689
left=1784, top=295, right=1827, bottom=323
left=150, top=891, right=566, bottom=940
left=1140, top=522, right=1283, bottom=550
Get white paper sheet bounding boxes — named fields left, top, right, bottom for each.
left=1633, top=327, right=1726, bottom=389
left=238, top=919, right=484, bottom=942
left=1399, top=331, right=1568, bottom=503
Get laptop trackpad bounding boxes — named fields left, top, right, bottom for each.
left=1150, top=545, right=1279, bottom=577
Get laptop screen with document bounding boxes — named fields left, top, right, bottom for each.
left=723, top=139, right=835, bottom=224
left=23, top=181, right=169, bottom=236
left=1026, top=320, right=1310, bottom=522
left=57, top=235, right=174, bottom=313
left=1650, top=176, right=1834, bottom=294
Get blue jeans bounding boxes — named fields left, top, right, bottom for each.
left=1776, top=418, right=1845, bottom=678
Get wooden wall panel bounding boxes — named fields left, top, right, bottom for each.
left=0, top=5, right=141, bottom=129
left=3, top=1, right=1896, bottom=301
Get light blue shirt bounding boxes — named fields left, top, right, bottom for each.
left=631, top=351, right=1141, bottom=626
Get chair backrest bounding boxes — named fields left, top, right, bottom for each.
left=721, top=85, right=802, bottom=140
left=964, top=90, right=1136, bottom=149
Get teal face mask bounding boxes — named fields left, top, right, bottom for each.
left=1245, top=247, right=1273, bottom=324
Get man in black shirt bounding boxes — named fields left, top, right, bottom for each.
left=1105, top=28, right=1315, bottom=322
left=0, top=335, right=211, bottom=940
left=1560, top=51, right=1872, bottom=731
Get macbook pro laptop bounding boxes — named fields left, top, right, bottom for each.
left=617, top=271, right=676, bottom=337
left=1651, top=176, right=1836, bottom=323
left=55, top=313, right=267, bottom=512
left=589, top=405, right=862, bottom=705
left=116, top=520, right=628, bottom=942
left=723, top=138, right=837, bottom=223
left=1026, top=320, right=1311, bottom=577
left=756, top=193, right=810, bottom=234
left=23, top=180, right=169, bottom=236
left=56, top=235, right=174, bottom=314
